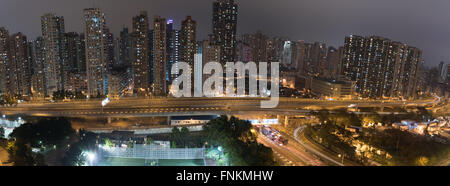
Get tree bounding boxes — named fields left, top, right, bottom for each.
left=313, top=109, right=330, bottom=124
left=146, top=137, right=154, bottom=145
left=104, top=138, right=114, bottom=147
left=180, top=127, right=190, bottom=147
left=52, top=90, right=65, bottom=101
left=74, top=91, right=87, bottom=100
left=7, top=141, right=36, bottom=166
left=10, top=117, right=75, bottom=147
left=8, top=117, right=76, bottom=166
left=417, top=107, right=432, bottom=121
left=360, top=128, right=450, bottom=165
left=62, top=142, right=85, bottom=166
left=170, top=127, right=181, bottom=147
left=0, top=127, right=4, bottom=139
left=203, top=116, right=276, bottom=166
left=0, top=94, right=18, bottom=107
left=362, top=114, right=382, bottom=126
left=62, top=130, right=98, bottom=166
left=170, top=127, right=190, bottom=147
left=348, top=113, right=362, bottom=126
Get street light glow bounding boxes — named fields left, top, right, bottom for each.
left=101, top=98, right=110, bottom=107
left=86, top=152, right=96, bottom=162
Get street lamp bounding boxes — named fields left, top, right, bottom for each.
left=84, top=152, right=96, bottom=166
left=101, top=97, right=110, bottom=114
left=338, top=154, right=344, bottom=165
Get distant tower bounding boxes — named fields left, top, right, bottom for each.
left=342, top=35, right=422, bottom=99
left=180, top=16, right=197, bottom=66
left=41, top=13, right=65, bottom=95
left=119, top=27, right=132, bottom=67
left=0, top=27, right=9, bottom=94
left=8, top=32, right=31, bottom=96
left=166, top=19, right=180, bottom=86
left=212, top=0, right=238, bottom=63
left=131, top=11, right=151, bottom=95
left=152, top=16, right=167, bottom=96
left=103, top=27, right=115, bottom=73
left=84, top=8, right=107, bottom=97
left=30, top=37, right=47, bottom=97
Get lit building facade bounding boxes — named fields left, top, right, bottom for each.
left=152, top=16, right=167, bottom=96
left=131, top=11, right=151, bottom=95
left=84, top=8, right=107, bottom=96
left=342, top=35, right=422, bottom=99
left=41, top=13, right=65, bottom=95
left=31, top=37, right=46, bottom=97
left=166, top=19, right=180, bottom=85
left=212, top=0, right=238, bottom=63
left=0, top=27, right=9, bottom=94
left=180, top=16, right=197, bottom=66
left=8, top=33, right=31, bottom=96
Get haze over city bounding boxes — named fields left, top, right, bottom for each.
left=0, top=0, right=448, bottom=171
left=1, top=0, right=449, bottom=66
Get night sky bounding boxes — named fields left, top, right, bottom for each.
left=0, top=0, right=448, bottom=67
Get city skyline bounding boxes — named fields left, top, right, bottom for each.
left=0, top=0, right=448, bottom=169
left=0, top=0, right=449, bottom=67
left=0, top=0, right=435, bottom=101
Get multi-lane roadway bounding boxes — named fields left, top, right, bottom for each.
left=0, top=97, right=437, bottom=117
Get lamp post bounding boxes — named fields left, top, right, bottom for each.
left=101, top=97, right=110, bottom=114
left=338, top=153, right=344, bottom=165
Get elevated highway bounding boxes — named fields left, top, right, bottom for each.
left=0, top=97, right=437, bottom=117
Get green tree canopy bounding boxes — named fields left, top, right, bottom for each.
left=203, top=115, right=276, bottom=166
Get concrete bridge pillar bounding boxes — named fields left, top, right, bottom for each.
left=284, top=116, right=289, bottom=127
left=276, top=115, right=289, bottom=127
left=167, top=116, right=171, bottom=126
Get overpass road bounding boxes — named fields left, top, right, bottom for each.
left=0, top=97, right=438, bottom=117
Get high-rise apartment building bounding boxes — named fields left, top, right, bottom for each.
left=62, top=32, right=85, bottom=74
left=342, top=35, right=422, bottom=99
left=166, top=19, right=180, bottom=85
left=8, top=32, right=31, bottom=96
left=61, top=32, right=86, bottom=91
left=201, top=40, right=221, bottom=64
left=402, top=47, right=422, bottom=99
left=84, top=8, right=107, bottom=96
left=212, top=0, right=238, bottom=63
left=342, top=35, right=365, bottom=82
left=384, top=41, right=408, bottom=98
left=119, top=27, right=132, bottom=67
left=0, top=27, right=9, bottom=94
left=41, top=13, right=65, bottom=95
left=31, top=37, right=46, bottom=97
left=325, top=46, right=343, bottom=81
left=235, top=41, right=253, bottom=62
left=152, top=16, right=167, bottom=96
left=246, top=31, right=269, bottom=63
left=103, top=27, right=115, bottom=73
left=131, top=11, right=151, bottom=95
left=180, top=16, right=197, bottom=66
left=311, top=42, right=327, bottom=74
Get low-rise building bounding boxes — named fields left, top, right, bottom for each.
left=311, top=78, right=355, bottom=99
left=169, top=115, right=218, bottom=126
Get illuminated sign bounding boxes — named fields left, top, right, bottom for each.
left=248, top=119, right=279, bottom=125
